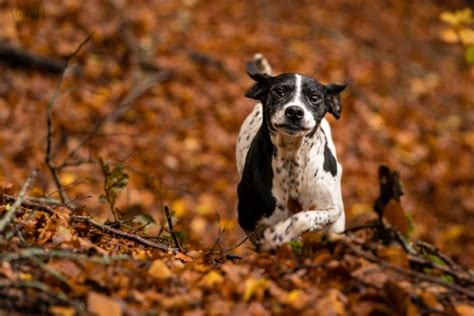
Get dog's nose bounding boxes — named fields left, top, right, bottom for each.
left=285, top=106, right=304, bottom=121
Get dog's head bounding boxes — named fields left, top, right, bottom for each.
left=245, top=63, right=346, bottom=137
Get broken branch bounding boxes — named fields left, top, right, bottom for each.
left=0, top=170, right=37, bottom=234
left=2, top=247, right=129, bottom=265
left=340, top=238, right=474, bottom=300
left=71, top=215, right=173, bottom=251
left=1, top=194, right=55, bottom=216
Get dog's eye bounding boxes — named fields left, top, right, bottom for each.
left=310, top=94, right=322, bottom=103
left=273, top=88, right=285, bottom=98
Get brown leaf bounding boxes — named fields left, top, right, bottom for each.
left=383, top=280, right=419, bottom=316
left=48, top=259, right=82, bottom=280
left=175, top=251, right=193, bottom=263
left=148, top=259, right=172, bottom=281
left=87, top=292, right=122, bottom=316
left=49, top=306, right=75, bottom=316
left=383, top=200, right=409, bottom=235
left=378, top=246, right=409, bottom=267
left=351, top=262, right=389, bottom=288
left=455, top=304, right=474, bottom=316
left=314, top=289, right=347, bottom=316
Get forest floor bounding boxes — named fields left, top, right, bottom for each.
left=0, top=0, right=473, bottom=314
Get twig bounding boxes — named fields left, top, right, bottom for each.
left=46, top=179, right=86, bottom=198
left=163, top=205, right=183, bottom=251
left=208, top=232, right=255, bottom=256
left=60, top=70, right=170, bottom=169
left=1, top=194, right=55, bottom=215
left=132, top=221, right=151, bottom=234
left=27, top=256, right=69, bottom=285
left=0, top=279, right=86, bottom=315
left=1, top=247, right=129, bottom=265
left=45, top=33, right=93, bottom=203
left=0, top=170, right=37, bottom=234
left=58, top=158, right=95, bottom=169
left=71, top=215, right=173, bottom=251
left=343, top=223, right=380, bottom=234
left=347, top=235, right=473, bottom=285
left=416, top=240, right=464, bottom=272
left=206, top=227, right=226, bottom=257
left=408, top=255, right=474, bottom=285
left=340, top=239, right=474, bottom=300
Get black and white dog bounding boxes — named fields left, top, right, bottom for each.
left=236, top=56, right=346, bottom=250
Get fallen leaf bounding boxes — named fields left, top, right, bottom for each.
left=455, top=304, right=474, bottom=316
left=243, top=278, right=267, bottom=301
left=148, top=259, right=172, bottom=281
left=49, top=306, right=75, bottom=316
left=384, top=280, right=419, bottom=316
left=314, top=289, right=347, bottom=316
left=175, top=252, right=193, bottom=262
left=87, top=292, right=122, bottom=316
left=199, top=270, right=223, bottom=288
left=378, top=246, right=409, bottom=268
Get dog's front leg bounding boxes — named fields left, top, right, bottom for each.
left=258, top=207, right=341, bottom=250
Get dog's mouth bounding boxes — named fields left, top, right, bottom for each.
left=274, top=123, right=309, bottom=135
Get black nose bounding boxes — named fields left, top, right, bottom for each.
left=285, top=106, right=304, bottom=121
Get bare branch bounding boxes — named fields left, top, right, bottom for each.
left=1, top=194, right=55, bottom=216
left=71, top=215, right=173, bottom=251
left=45, top=33, right=93, bottom=203
left=163, top=205, right=183, bottom=252
left=0, top=170, right=37, bottom=234
left=61, top=70, right=170, bottom=167
left=340, top=238, right=474, bottom=300
left=2, top=247, right=129, bottom=265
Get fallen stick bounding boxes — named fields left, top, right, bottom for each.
left=1, top=194, right=55, bottom=215
left=1, top=247, right=129, bottom=265
left=0, top=196, right=173, bottom=251
left=340, top=239, right=474, bottom=300
left=71, top=215, right=173, bottom=251
left=408, top=254, right=474, bottom=285
left=0, top=170, right=37, bottom=233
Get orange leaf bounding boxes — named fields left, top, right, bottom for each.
left=87, top=292, right=121, bottom=316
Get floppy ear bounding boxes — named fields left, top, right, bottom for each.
left=246, top=60, right=271, bottom=82
left=325, top=83, right=347, bottom=119
left=245, top=61, right=271, bottom=100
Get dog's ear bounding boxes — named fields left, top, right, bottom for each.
left=245, top=61, right=271, bottom=100
left=246, top=61, right=271, bottom=82
left=245, top=81, right=270, bottom=100
left=325, top=83, right=347, bottom=119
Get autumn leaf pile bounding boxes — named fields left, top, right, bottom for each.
left=0, top=0, right=473, bottom=314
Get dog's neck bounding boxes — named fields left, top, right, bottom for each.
left=270, top=126, right=323, bottom=161
left=270, top=133, right=303, bottom=160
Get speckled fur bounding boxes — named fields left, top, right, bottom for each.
left=236, top=69, right=346, bottom=250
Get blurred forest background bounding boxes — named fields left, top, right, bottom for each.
left=0, top=0, right=473, bottom=314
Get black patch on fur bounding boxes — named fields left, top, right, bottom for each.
left=237, top=124, right=276, bottom=232
left=323, top=139, right=337, bottom=176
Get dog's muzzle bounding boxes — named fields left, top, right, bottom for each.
left=274, top=105, right=310, bottom=135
